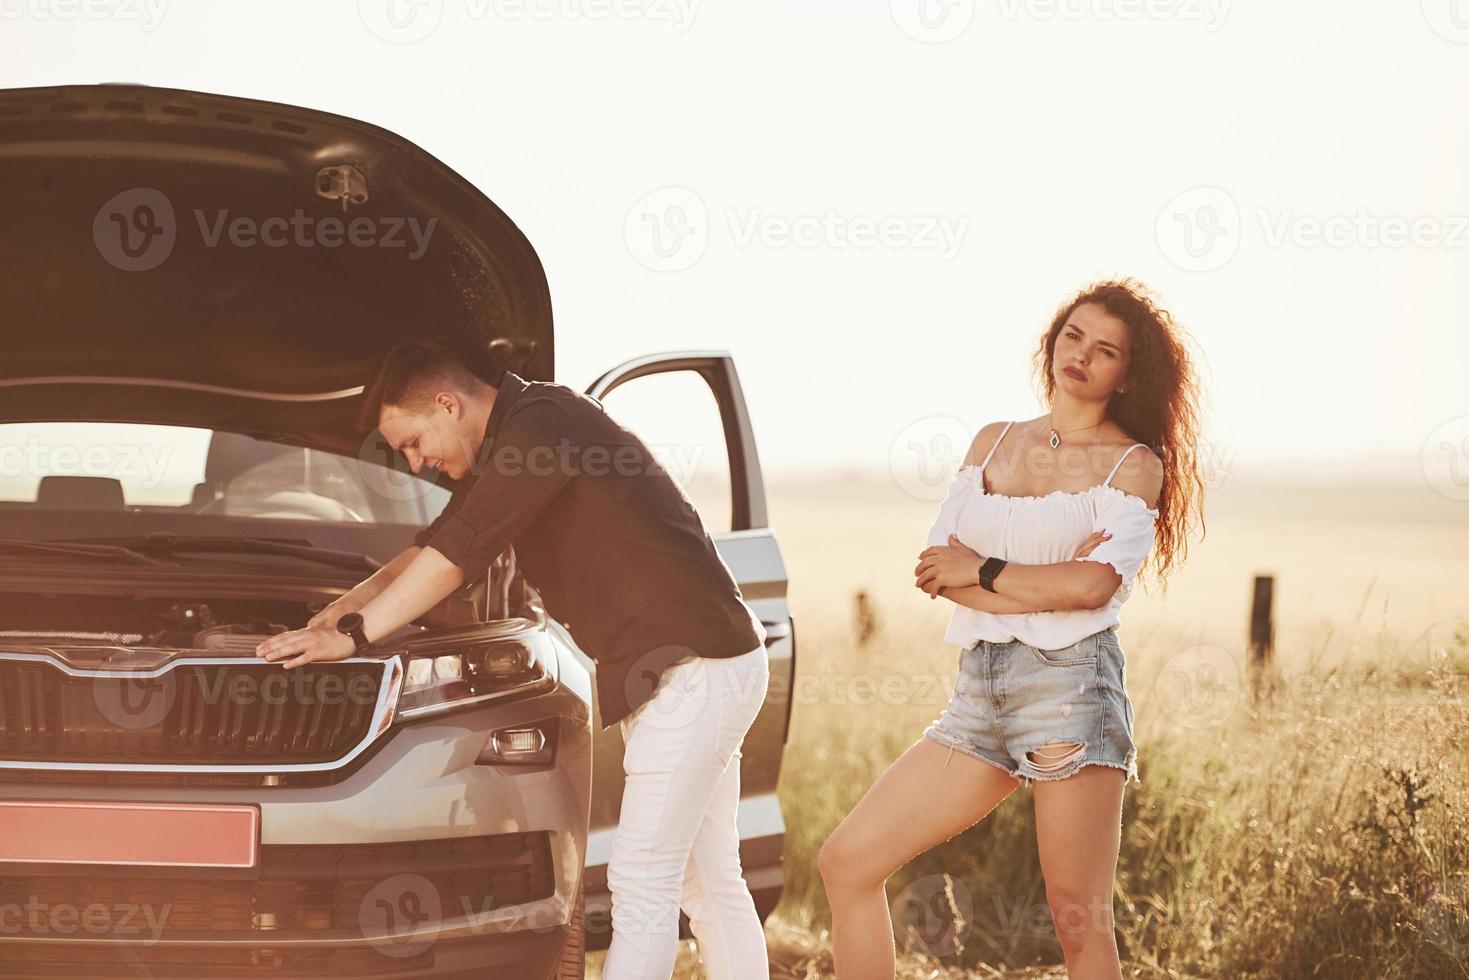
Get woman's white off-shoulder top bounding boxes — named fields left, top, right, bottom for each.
left=926, top=420, right=1160, bottom=651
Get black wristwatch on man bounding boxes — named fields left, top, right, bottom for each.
left=977, top=556, right=1008, bottom=593
left=335, top=611, right=372, bottom=653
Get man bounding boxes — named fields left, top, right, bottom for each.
left=255, top=340, right=771, bottom=979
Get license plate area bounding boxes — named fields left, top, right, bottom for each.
left=0, top=801, right=259, bottom=869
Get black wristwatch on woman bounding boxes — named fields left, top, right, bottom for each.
left=977, top=557, right=1008, bottom=593
left=335, top=611, right=372, bottom=653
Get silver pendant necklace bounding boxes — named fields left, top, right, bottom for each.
left=1047, top=413, right=1102, bottom=449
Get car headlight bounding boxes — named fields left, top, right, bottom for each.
left=394, top=627, right=557, bottom=721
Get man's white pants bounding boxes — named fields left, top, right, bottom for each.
left=602, top=644, right=771, bottom=980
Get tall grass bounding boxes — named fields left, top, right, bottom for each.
left=762, top=604, right=1469, bottom=979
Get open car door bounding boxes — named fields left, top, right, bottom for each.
left=575, top=351, right=794, bottom=947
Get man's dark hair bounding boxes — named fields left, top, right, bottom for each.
left=356, top=340, right=489, bottom=433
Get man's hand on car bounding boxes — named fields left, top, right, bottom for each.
left=307, top=597, right=363, bottom=631
left=257, top=545, right=466, bottom=670
left=255, top=625, right=355, bottom=670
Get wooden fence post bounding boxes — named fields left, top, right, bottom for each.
left=1249, top=574, right=1275, bottom=702
left=854, top=590, right=878, bottom=647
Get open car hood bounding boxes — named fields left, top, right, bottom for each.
left=0, top=84, right=553, bottom=457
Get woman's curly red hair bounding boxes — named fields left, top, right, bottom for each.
left=1031, top=277, right=1210, bottom=593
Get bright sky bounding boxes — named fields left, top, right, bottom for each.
left=4, top=2, right=1466, bottom=484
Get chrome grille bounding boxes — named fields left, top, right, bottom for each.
left=0, top=656, right=388, bottom=767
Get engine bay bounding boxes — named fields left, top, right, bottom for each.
left=0, top=595, right=308, bottom=652
left=0, top=543, right=538, bottom=657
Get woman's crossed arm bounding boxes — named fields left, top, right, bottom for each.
left=915, top=530, right=1119, bottom=613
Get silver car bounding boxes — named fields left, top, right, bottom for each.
left=0, top=83, right=795, bottom=978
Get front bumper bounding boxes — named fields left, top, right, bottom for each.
left=0, top=683, right=592, bottom=979
left=0, top=926, right=575, bottom=979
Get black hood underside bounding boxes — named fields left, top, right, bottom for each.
left=0, top=84, right=553, bottom=456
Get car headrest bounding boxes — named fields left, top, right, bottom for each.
left=35, top=476, right=126, bottom=511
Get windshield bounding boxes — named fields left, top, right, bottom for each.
left=0, top=422, right=448, bottom=529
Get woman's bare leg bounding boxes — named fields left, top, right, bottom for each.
left=818, top=738, right=1021, bottom=979
left=1030, top=755, right=1127, bottom=980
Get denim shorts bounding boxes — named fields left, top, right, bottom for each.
left=922, top=625, right=1140, bottom=786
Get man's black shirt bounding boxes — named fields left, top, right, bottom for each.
left=413, top=371, right=765, bottom=728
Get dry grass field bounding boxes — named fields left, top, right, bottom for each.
left=589, top=471, right=1469, bottom=979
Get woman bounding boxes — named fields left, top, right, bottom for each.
left=819, top=278, right=1206, bottom=980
